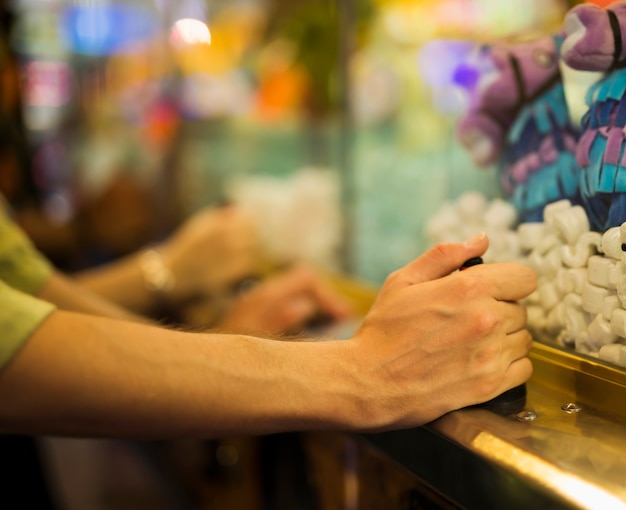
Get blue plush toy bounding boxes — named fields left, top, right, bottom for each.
left=455, top=35, right=582, bottom=223
left=562, top=0, right=626, bottom=231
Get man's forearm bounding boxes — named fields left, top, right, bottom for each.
left=38, top=272, right=152, bottom=324
left=0, top=236, right=538, bottom=438
left=0, top=310, right=364, bottom=438
left=73, top=253, right=163, bottom=315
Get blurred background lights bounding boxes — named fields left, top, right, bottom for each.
left=170, top=18, right=211, bottom=48
left=417, top=39, right=479, bottom=88
left=60, top=2, right=158, bottom=56
left=417, top=39, right=497, bottom=115
left=452, top=63, right=480, bottom=91
left=43, top=191, right=74, bottom=225
left=23, top=60, right=72, bottom=108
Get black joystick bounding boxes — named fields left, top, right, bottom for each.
left=460, top=256, right=527, bottom=415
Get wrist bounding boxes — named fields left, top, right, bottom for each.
left=326, top=338, right=421, bottom=432
left=306, top=339, right=379, bottom=431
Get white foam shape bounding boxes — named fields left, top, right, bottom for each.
left=535, top=233, right=562, bottom=255
left=560, top=231, right=602, bottom=268
left=556, top=330, right=575, bottom=347
left=544, top=247, right=566, bottom=279
left=588, top=314, right=619, bottom=351
left=600, top=227, right=622, bottom=259
left=608, top=261, right=624, bottom=290
left=484, top=198, right=518, bottom=229
left=546, top=301, right=566, bottom=333
left=588, top=255, right=624, bottom=291
left=543, top=199, right=573, bottom=228
left=227, top=168, right=341, bottom=270
left=611, top=308, right=626, bottom=339
left=563, top=294, right=590, bottom=343
left=588, top=255, right=613, bottom=289
left=603, top=294, right=620, bottom=322
left=582, top=282, right=610, bottom=315
left=538, top=281, right=561, bottom=311
left=527, top=251, right=547, bottom=277
left=617, top=274, right=626, bottom=309
left=551, top=205, right=590, bottom=246
left=620, top=223, right=626, bottom=265
left=598, top=344, right=626, bottom=367
left=526, top=288, right=541, bottom=306
left=598, top=344, right=623, bottom=365
left=556, top=267, right=588, bottom=295
left=455, top=191, right=487, bottom=220
left=575, top=333, right=593, bottom=354
left=527, top=305, right=546, bottom=331
left=517, top=223, right=548, bottom=252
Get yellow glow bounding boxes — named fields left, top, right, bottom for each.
left=472, top=432, right=626, bottom=509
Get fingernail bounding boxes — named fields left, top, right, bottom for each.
left=465, top=232, right=486, bottom=246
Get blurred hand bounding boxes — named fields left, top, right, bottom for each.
left=216, top=265, right=355, bottom=337
left=160, top=206, right=262, bottom=304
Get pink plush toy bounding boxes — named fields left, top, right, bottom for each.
left=456, top=35, right=581, bottom=222
left=562, top=0, right=626, bottom=231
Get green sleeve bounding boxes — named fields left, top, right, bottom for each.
left=0, top=204, right=53, bottom=295
left=0, top=280, right=55, bottom=371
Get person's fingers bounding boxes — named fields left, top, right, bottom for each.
left=496, top=300, right=528, bottom=334
left=500, top=356, right=534, bottom=393
left=281, top=295, right=318, bottom=326
left=305, top=278, right=354, bottom=319
left=502, top=328, right=534, bottom=364
left=259, top=266, right=354, bottom=322
left=390, top=233, right=489, bottom=289
left=461, top=263, right=537, bottom=302
left=287, top=267, right=354, bottom=319
left=261, top=267, right=310, bottom=296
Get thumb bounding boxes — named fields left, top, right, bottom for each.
left=400, top=232, right=489, bottom=285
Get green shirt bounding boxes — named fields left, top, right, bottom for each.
left=0, top=198, right=53, bottom=294
left=0, top=199, right=56, bottom=370
left=0, top=280, right=54, bottom=369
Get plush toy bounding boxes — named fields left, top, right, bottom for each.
left=456, top=35, right=581, bottom=223
left=561, top=0, right=626, bottom=231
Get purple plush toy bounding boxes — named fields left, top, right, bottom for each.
left=456, top=35, right=581, bottom=223
left=562, top=0, right=626, bottom=231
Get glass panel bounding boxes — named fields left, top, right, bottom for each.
left=345, top=0, right=626, bottom=372
left=346, top=0, right=570, bottom=282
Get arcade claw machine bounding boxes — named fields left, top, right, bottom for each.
left=343, top=1, right=626, bottom=508
left=8, top=0, right=626, bottom=508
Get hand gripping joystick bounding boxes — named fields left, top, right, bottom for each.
left=460, top=256, right=527, bottom=415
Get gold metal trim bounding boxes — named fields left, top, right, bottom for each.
left=530, top=342, right=626, bottom=422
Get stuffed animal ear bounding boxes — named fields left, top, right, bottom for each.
left=456, top=112, right=504, bottom=167
left=562, top=1, right=626, bottom=71
left=418, top=39, right=506, bottom=165
left=454, top=36, right=562, bottom=168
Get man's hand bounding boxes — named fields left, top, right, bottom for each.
left=216, top=265, right=355, bottom=337
left=161, top=206, right=263, bottom=303
left=346, top=233, right=536, bottom=429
